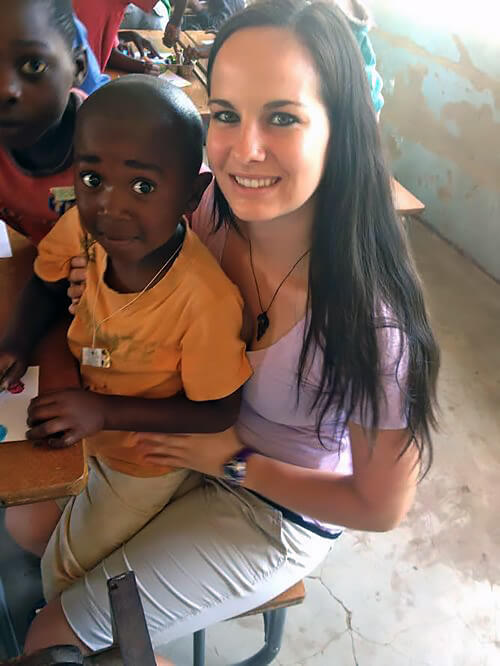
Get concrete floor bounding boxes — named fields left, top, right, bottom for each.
left=1, top=219, right=499, bottom=664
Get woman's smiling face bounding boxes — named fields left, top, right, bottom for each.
left=207, top=26, right=331, bottom=224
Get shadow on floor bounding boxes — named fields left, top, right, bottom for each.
left=0, top=508, right=42, bottom=656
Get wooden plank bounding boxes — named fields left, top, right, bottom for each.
left=0, top=229, right=87, bottom=507
left=392, top=178, right=425, bottom=215
left=238, top=580, right=306, bottom=618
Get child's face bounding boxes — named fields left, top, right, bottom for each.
left=74, top=113, right=202, bottom=263
left=0, top=1, right=77, bottom=150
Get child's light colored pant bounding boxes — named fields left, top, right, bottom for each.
left=41, top=456, right=191, bottom=602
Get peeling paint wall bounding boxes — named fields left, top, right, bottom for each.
left=369, top=0, right=500, bottom=280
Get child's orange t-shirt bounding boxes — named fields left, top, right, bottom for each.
left=34, top=206, right=252, bottom=477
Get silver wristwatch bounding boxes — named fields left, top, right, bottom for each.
left=222, top=448, right=254, bottom=485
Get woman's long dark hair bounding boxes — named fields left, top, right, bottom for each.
left=207, top=0, right=440, bottom=474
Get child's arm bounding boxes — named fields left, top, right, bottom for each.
left=0, top=275, right=68, bottom=389
left=26, top=388, right=242, bottom=448
left=107, top=48, right=161, bottom=75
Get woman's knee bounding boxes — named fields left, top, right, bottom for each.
left=5, top=500, right=62, bottom=557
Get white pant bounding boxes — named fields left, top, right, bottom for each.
left=61, top=477, right=334, bottom=651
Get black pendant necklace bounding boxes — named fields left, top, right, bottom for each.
left=248, top=239, right=310, bottom=341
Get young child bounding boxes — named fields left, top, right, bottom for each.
left=73, top=15, right=110, bottom=95
left=335, top=0, right=384, bottom=115
left=0, top=0, right=87, bottom=244
left=0, top=75, right=252, bottom=601
left=73, top=0, right=163, bottom=74
left=183, top=0, right=245, bottom=31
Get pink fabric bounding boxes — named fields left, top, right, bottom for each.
left=73, top=0, right=156, bottom=70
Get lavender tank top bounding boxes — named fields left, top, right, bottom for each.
left=192, top=184, right=408, bottom=536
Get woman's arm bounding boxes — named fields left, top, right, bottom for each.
left=244, top=424, right=418, bottom=531
left=133, top=423, right=419, bottom=532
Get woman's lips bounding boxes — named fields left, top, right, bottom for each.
left=231, top=175, right=280, bottom=189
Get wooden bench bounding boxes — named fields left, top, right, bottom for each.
left=193, top=581, right=306, bottom=665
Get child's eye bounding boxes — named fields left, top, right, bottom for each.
left=20, top=58, right=48, bottom=75
left=212, top=110, right=239, bottom=124
left=132, top=180, right=155, bottom=195
left=81, top=172, right=101, bottom=189
left=269, top=112, right=299, bottom=127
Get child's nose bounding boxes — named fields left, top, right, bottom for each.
left=0, top=69, right=21, bottom=108
left=98, top=185, right=122, bottom=215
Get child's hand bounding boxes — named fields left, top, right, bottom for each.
left=26, top=389, right=105, bottom=447
left=144, top=62, right=162, bottom=77
left=68, top=256, right=87, bottom=314
left=118, top=31, right=160, bottom=59
left=163, top=21, right=181, bottom=48
left=0, top=350, right=28, bottom=392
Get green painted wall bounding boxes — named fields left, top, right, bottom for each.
left=370, top=0, right=500, bottom=280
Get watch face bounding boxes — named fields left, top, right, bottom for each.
left=224, top=459, right=247, bottom=483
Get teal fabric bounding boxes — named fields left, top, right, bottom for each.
left=349, top=23, right=384, bottom=113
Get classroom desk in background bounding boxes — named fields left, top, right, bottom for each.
left=0, top=228, right=87, bottom=507
left=391, top=179, right=426, bottom=216
left=107, top=30, right=210, bottom=122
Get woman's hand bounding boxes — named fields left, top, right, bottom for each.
left=131, top=427, right=243, bottom=476
left=26, top=389, right=106, bottom=447
left=68, top=256, right=87, bottom=314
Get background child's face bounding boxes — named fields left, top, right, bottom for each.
left=74, top=113, right=200, bottom=263
left=0, top=1, right=77, bottom=149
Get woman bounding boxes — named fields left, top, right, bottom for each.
left=12, top=0, right=439, bottom=655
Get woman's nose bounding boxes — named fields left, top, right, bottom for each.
left=232, top=121, right=266, bottom=163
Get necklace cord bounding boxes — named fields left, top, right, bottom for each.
left=248, top=239, right=310, bottom=316
left=90, top=218, right=186, bottom=348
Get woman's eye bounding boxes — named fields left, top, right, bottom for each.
left=20, top=58, right=48, bottom=75
left=212, top=110, right=239, bottom=124
left=132, top=180, right=155, bottom=195
left=81, top=172, right=101, bottom=189
left=269, top=112, right=298, bottom=127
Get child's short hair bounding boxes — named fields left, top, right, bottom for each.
left=41, top=0, right=76, bottom=49
left=77, top=75, right=205, bottom=179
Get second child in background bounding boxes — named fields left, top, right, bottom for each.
left=183, top=0, right=245, bottom=31
left=335, top=0, right=384, bottom=115
left=0, top=0, right=86, bottom=244
left=73, top=0, right=163, bottom=74
left=0, top=76, right=252, bottom=601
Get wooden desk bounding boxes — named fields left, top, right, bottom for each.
left=392, top=178, right=425, bottom=215
left=0, top=229, right=87, bottom=507
left=179, top=30, right=212, bottom=85
left=108, top=30, right=209, bottom=121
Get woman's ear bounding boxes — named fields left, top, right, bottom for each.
left=185, top=172, right=213, bottom=214
left=73, top=46, right=88, bottom=88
